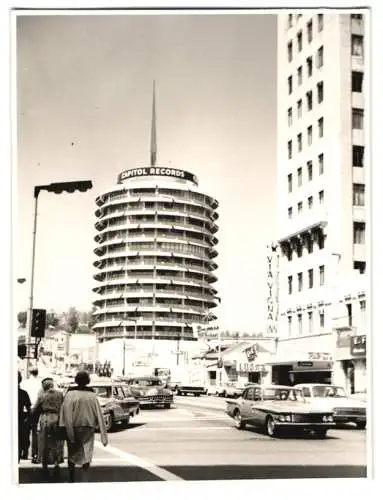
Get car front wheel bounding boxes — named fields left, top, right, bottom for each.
left=234, top=410, right=245, bottom=430
left=356, top=421, right=366, bottom=430
left=104, top=412, right=114, bottom=432
left=266, top=416, right=278, bottom=438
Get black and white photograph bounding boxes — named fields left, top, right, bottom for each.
left=6, top=3, right=379, bottom=492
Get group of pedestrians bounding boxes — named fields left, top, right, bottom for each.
left=18, top=368, right=108, bottom=482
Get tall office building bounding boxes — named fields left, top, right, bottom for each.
left=274, top=12, right=367, bottom=390
left=92, top=85, right=219, bottom=348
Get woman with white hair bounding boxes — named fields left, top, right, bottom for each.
left=32, top=377, right=64, bottom=479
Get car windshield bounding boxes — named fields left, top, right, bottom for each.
left=134, top=379, right=162, bottom=387
left=262, top=387, right=305, bottom=402
left=312, top=385, right=347, bottom=398
left=92, top=386, right=112, bottom=398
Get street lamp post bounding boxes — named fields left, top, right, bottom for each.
left=25, top=181, right=93, bottom=376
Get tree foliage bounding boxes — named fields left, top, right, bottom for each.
left=65, top=307, right=79, bottom=334
left=17, top=311, right=27, bottom=328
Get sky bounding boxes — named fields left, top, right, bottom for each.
left=15, top=12, right=277, bottom=332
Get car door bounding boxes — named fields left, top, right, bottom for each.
left=249, top=387, right=263, bottom=425
left=240, top=388, right=255, bottom=421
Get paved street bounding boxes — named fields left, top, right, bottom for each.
left=19, top=396, right=367, bottom=483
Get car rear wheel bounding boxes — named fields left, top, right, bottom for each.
left=121, top=415, right=130, bottom=428
left=234, top=410, right=245, bottom=430
left=356, top=421, right=366, bottom=430
left=266, top=416, right=278, bottom=438
left=104, top=412, right=114, bottom=432
left=314, top=428, right=327, bottom=438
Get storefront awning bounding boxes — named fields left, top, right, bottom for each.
left=289, top=368, right=333, bottom=373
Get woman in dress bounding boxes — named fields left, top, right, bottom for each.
left=59, top=371, right=108, bottom=482
left=32, top=377, right=64, bottom=479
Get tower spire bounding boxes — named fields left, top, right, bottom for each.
left=150, top=80, right=157, bottom=167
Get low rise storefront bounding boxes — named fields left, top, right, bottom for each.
left=334, top=328, right=367, bottom=394
left=267, top=333, right=334, bottom=386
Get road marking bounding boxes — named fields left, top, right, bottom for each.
left=94, top=441, right=184, bottom=481
left=129, top=426, right=230, bottom=432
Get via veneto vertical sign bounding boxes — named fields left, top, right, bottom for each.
left=350, top=335, right=366, bottom=356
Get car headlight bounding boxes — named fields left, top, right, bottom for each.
left=323, top=415, right=333, bottom=422
left=278, top=414, right=291, bottom=422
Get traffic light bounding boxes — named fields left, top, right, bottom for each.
left=31, top=308, right=46, bottom=338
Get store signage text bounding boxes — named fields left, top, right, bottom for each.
left=350, top=335, right=366, bottom=356
left=307, top=352, right=333, bottom=361
left=118, top=167, right=198, bottom=185
left=237, top=362, right=264, bottom=373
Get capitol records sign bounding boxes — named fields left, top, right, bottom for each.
left=245, top=344, right=258, bottom=362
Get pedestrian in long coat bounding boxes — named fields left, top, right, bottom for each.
left=32, top=378, right=64, bottom=479
left=59, top=371, right=108, bottom=482
left=18, top=371, right=31, bottom=462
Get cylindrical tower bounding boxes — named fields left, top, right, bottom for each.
left=92, top=167, right=219, bottom=343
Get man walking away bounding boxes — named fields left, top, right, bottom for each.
left=21, top=367, right=41, bottom=462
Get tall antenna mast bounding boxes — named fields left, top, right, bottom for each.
left=150, top=80, right=157, bottom=167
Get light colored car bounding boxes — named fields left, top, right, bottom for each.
left=295, top=383, right=366, bottom=429
left=226, top=384, right=335, bottom=438
left=121, top=375, right=174, bottom=408
left=215, top=384, right=244, bottom=399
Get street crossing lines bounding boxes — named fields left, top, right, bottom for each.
left=94, top=441, right=184, bottom=481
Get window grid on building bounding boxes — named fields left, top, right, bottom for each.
left=307, top=91, right=313, bottom=111
left=288, top=75, right=293, bottom=94
left=353, top=146, right=364, bottom=167
left=298, top=65, right=303, bottom=86
left=306, top=56, right=313, bottom=78
left=288, top=173, right=293, bottom=192
left=308, top=269, right=314, bottom=288
left=297, top=167, right=302, bottom=186
left=318, top=117, right=324, bottom=137
left=297, top=133, right=302, bottom=152
left=319, top=190, right=324, bottom=204
left=352, top=71, right=363, bottom=92
left=288, top=107, right=293, bottom=126
left=353, top=222, right=366, bottom=244
left=298, top=313, right=303, bottom=335
left=297, top=31, right=303, bottom=52
left=352, top=108, right=364, bottom=129
left=308, top=311, right=313, bottom=333
left=298, top=201, right=303, bottom=213
left=297, top=99, right=303, bottom=118
left=351, top=34, right=364, bottom=57
left=307, top=19, right=313, bottom=43
left=307, top=161, right=313, bottom=181
left=308, top=196, right=313, bottom=209
left=288, top=140, right=293, bottom=159
left=319, top=265, right=325, bottom=285
left=317, top=14, right=324, bottom=32
left=317, top=81, right=324, bottom=103
left=288, top=206, right=293, bottom=219
left=353, top=183, right=365, bottom=206
left=307, top=125, right=313, bottom=145
left=319, top=311, right=325, bottom=328
left=318, top=153, right=324, bottom=175
left=317, top=46, right=324, bottom=68
left=288, top=275, right=293, bottom=294
left=298, top=272, right=303, bottom=292
left=288, top=40, right=293, bottom=62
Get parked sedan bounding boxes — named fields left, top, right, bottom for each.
left=295, top=383, right=366, bottom=429
left=121, top=375, right=174, bottom=408
left=226, top=384, right=335, bottom=438
left=64, top=379, right=140, bottom=432
left=215, top=384, right=244, bottom=398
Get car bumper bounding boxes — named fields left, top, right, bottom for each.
left=139, top=399, right=173, bottom=406
left=275, top=422, right=336, bottom=429
left=334, top=416, right=366, bottom=423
